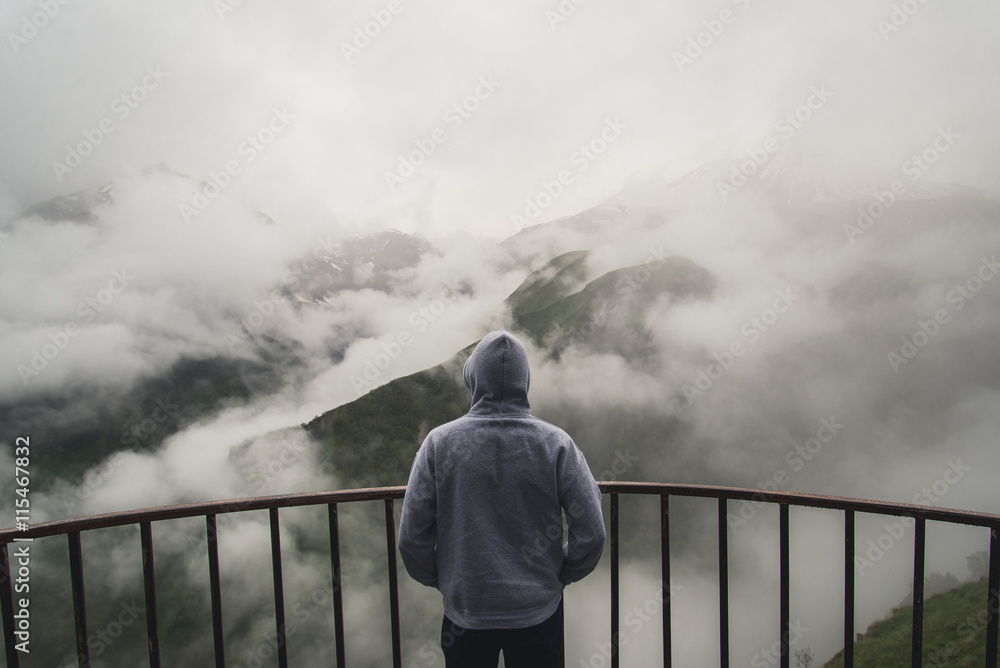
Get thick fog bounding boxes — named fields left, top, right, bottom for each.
left=2, top=1, right=1000, bottom=666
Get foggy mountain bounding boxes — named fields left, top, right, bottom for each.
left=1, top=169, right=446, bottom=490
left=259, top=149, right=1000, bottom=665
left=3, top=149, right=1000, bottom=666
left=297, top=145, right=1000, bottom=504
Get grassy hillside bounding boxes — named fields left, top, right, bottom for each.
left=4, top=354, right=287, bottom=488
left=823, top=578, right=999, bottom=668
left=507, top=249, right=591, bottom=319
left=305, top=250, right=713, bottom=488
left=512, top=252, right=715, bottom=353
left=305, top=347, right=474, bottom=486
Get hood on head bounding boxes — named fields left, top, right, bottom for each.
left=463, top=330, right=531, bottom=416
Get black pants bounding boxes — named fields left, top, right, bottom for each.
left=441, top=600, right=563, bottom=668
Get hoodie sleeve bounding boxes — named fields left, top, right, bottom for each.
left=557, top=445, right=606, bottom=585
left=398, top=440, right=439, bottom=588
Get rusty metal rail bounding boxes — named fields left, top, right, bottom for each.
left=1, top=482, right=998, bottom=668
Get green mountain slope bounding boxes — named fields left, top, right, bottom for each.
left=507, top=249, right=591, bottom=319
left=305, top=346, right=474, bottom=486
left=823, top=579, right=999, bottom=668
left=511, top=251, right=715, bottom=353
left=3, top=354, right=288, bottom=489
left=304, top=250, right=713, bottom=488
left=1, top=224, right=439, bottom=493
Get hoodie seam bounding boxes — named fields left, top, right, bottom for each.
left=499, top=336, right=508, bottom=415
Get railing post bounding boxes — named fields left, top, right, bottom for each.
left=985, top=525, right=999, bottom=668
left=779, top=504, right=790, bottom=668
left=844, top=510, right=855, bottom=668
left=68, top=531, right=91, bottom=668
left=0, top=543, right=21, bottom=668
left=269, top=508, right=289, bottom=668
left=328, top=503, right=347, bottom=668
left=911, top=517, right=926, bottom=668
left=560, top=592, right=566, bottom=668
left=661, top=494, right=672, bottom=668
left=139, top=522, right=161, bottom=668
left=384, top=499, right=402, bottom=668
left=611, top=492, right=620, bottom=668
left=206, top=514, right=226, bottom=668
left=718, top=498, right=729, bottom=668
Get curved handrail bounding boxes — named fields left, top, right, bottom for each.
left=0, top=485, right=407, bottom=543
left=597, top=481, right=1000, bottom=527
left=3, top=481, right=998, bottom=543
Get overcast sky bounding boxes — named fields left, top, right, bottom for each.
left=2, top=0, right=998, bottom=239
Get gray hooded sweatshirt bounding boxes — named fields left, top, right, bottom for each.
left=398, top=330, right=606, bottom=629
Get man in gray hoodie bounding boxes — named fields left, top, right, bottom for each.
left=398, top=330, right=606, bottom=667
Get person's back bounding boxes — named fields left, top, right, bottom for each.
left=398, top=330, right=606, bottom=667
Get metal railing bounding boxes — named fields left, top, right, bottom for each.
left=1, top=482, right=999, bottom=668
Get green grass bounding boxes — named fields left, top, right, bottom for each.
left=823, top=579, right=999, bottom=668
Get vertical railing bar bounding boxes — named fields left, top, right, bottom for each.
left=984, top=525, right=999, bottom=668
left=139, top=522, right=161, bottom=668
left=779, top=504, right=790, bottom=668
left=328, top=503, right=347, bottom=668
left=68, top=531, right=91, bottom=668
left=384, top=499, right=402, bottom=668
left=269, top=508, right=289, bottom=668
left=611, top=493, right=620, bottom=668
left=844, top=510, right=855, bottom=668
left=206, top=514, right=226, bottom=668
left=718, top=498, right=730, bottom=668
left=0, top=543, right=21, bottom=668
left=911, top=517, right=926, bottom=668
left=661, top=495, right=672, bottom=668
left=560, top=592, right=566, bottom=668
